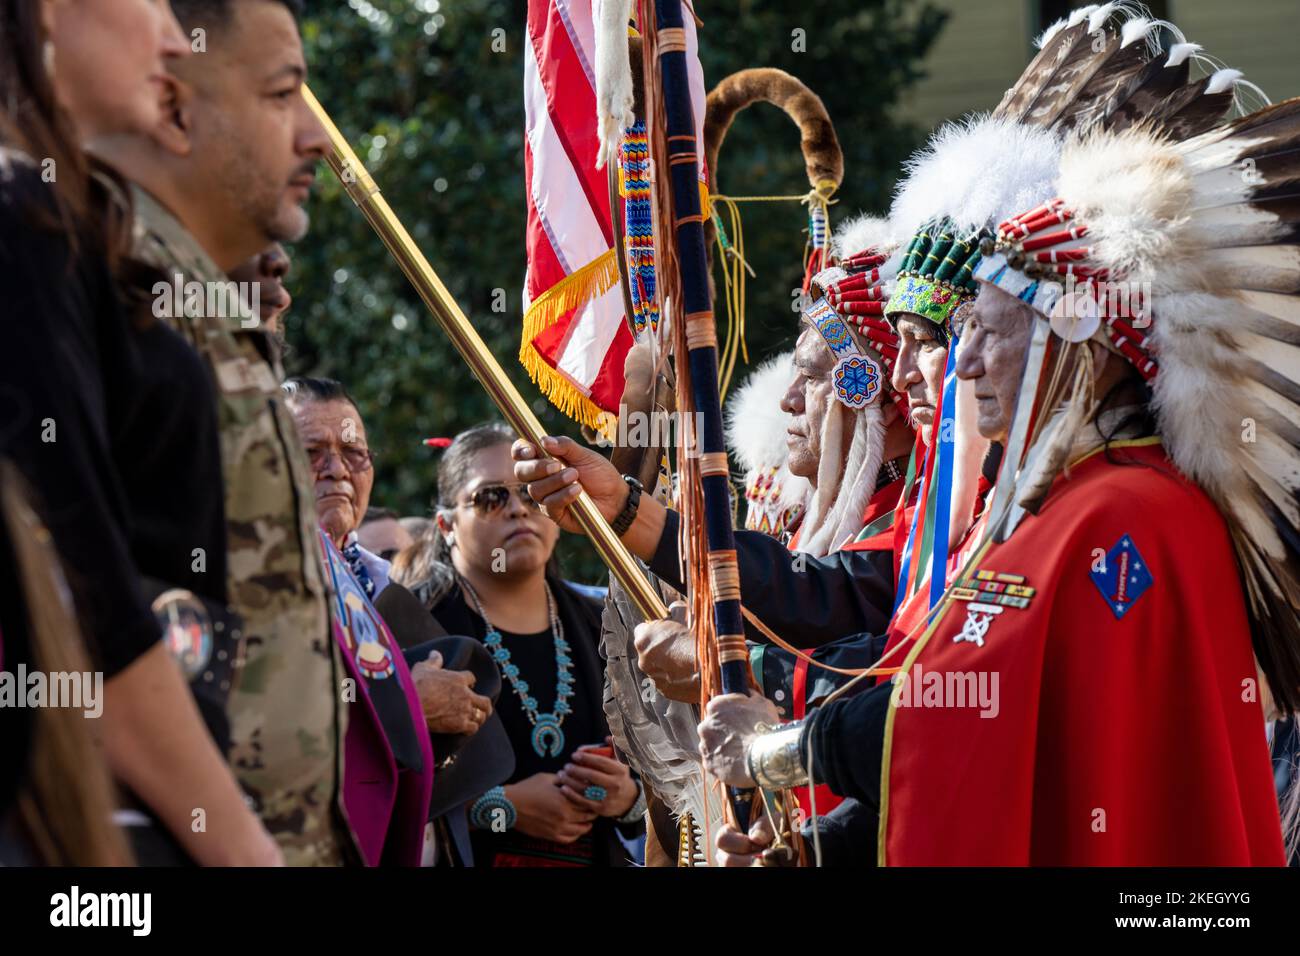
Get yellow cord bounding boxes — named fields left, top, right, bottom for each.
left=710, top=194, right=754, bottom=400
left=708, top=183, right=839, bottom=400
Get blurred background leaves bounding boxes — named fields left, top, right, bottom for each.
left=289, top=0, right=944, bottom=581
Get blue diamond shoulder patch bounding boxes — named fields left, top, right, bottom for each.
left=1090, top=533, right=1154, bottom=620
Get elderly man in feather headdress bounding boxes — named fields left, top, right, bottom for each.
left=728, top=214, right=915, bottom=558
left=695, top=4, right=1295, bottom=866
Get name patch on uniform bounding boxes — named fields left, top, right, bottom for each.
left=1090, top=533, right=1153, bottom=619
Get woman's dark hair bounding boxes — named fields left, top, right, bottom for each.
left=434, top=422, right=515, bottom=565
left=435, top=422, right=517, bottom=511
left=0, top=0, right=133, bottom=270
left=1, top=463, right=133, bottom=865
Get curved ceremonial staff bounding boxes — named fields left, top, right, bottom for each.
left=301, top=86, right=666, bottom=624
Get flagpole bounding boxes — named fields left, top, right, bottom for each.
left=302, top=86, right=667, bottom=623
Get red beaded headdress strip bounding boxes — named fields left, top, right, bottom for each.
left=986, top=199, right=1159, bottom=381
left=810, top=249, right=906, bottom=410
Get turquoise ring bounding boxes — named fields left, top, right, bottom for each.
left=583, top=785, right=607, bottom=803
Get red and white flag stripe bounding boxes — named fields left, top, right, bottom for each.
left=521, top=0, right=706, bottom=427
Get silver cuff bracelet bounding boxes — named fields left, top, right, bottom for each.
left=746, top=720, right=809, bottom=790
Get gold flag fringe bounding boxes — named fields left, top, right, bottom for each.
left=521, top=247, right=622, bottom=344
left=517, top=341, right=611, bottom=431
left=518, top=248, right=622, bottom=428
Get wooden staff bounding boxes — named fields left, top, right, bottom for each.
left=642, top=0, right=754, bottom=826
left=302, top=85, right=667, bottom=623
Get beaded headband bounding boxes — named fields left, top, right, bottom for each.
left=802, top=296, right=885, bottom=409
left=883, top=221, right=983, bottom=332
left=801, top=248, right=902, bottom=410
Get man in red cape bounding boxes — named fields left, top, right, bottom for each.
left=695, top=274, right=1285, bottom=865
left=694, top=127, right=1291, bottom=864
left=875, top=276, right=1284, bottom=862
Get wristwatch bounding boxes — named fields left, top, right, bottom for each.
left=610, top=475, right=643, bottom=537
left=616, top=780, right=647, bottom=825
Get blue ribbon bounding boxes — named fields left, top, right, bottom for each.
left=892, top=442, right=929, bottom=614
left=927, top=338, right=961, bottom=608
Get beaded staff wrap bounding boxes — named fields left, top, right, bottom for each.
left=621, top=120, right=659, bottom=337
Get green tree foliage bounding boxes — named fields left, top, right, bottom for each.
left=290, top=0, right=945, bottom=581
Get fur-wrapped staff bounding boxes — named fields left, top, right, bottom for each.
left=638, top=0, right=756, bottom=827
left=703, top=67, right=845, bottom=397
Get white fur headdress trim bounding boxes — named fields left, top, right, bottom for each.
left=726, top=351, right=797, bottom=475
left=889, top=115, right=1064, bottom=238
left=832, top=213, right=897, bottom=262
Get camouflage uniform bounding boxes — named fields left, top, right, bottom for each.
left=131, top=186, right=349, bottom=865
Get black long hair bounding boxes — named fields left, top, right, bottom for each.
left=1094, top=362, right=1160, bottom=465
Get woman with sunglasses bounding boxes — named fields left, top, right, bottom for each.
left=421, top=423, right=644, bottom=867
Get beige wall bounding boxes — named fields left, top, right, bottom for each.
left=897, top=0, right=1300, bottom=131
left=1172, top=0, right=1300, bottom=103
left=898, top=0, right=1034, bottom=130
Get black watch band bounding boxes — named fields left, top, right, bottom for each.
left=610, top=475, right=643, bottom=537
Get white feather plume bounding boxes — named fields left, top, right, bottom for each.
left=889, top=115, right=1064, bottom=238
left=726, top=350, right=798, bottom=475
left=1034, top=4, right=1098, bottom=49
left=725, top=351, right=811, bottom=538
left=1166, top=42, right=1201, bottom=67
left=593, top=0, right=635, bottom=170
left=1086, top=2, right=1119, bottom=34
left=1037, top=115, right=1300, bottom=712
left=831, top=213, right=897, bottom=261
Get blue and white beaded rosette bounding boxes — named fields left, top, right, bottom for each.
left=831, top=353, right=882, bottom=408
left=803, top=295, right=883, bottom=409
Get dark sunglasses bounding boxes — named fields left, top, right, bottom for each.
left=460, top=483, right=540, bottom=516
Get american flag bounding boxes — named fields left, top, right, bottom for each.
left=521, top=0, right=705, bottom=428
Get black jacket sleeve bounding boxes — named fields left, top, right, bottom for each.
left=758, top=631, right=889, bottom=719
left=800, top=679, right=894, bottom=810
left=801, top=797, right=878, bottom=866
left=648, top=508, right=896, bottom=647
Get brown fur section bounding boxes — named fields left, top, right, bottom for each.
left=703, top=68, right=843, bottom=194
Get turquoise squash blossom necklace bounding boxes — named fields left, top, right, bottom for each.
left=461, top=577, right=574, bottom=758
